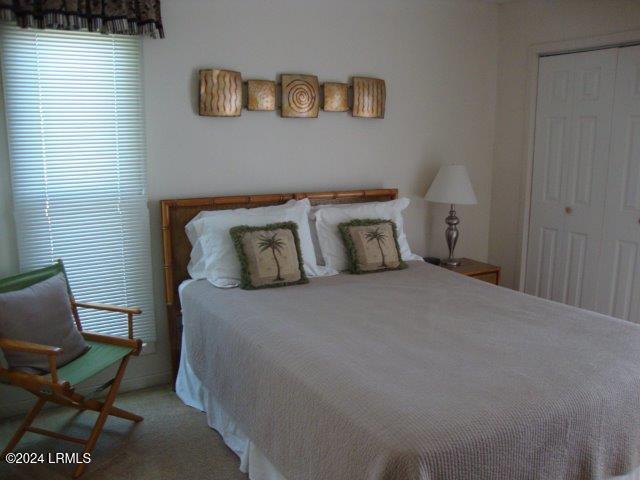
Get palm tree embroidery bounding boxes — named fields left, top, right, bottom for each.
left=257, top=232, right=286, bottom=281
left=364, top=227, right=388, bottom=268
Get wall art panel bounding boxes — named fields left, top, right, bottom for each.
left=247, top=80, right=276, bottom=111
left=199, top=69, right=243, bottom=117
left=323, top=82, right=349, bottom=112
left=281, top=74, right=320, bottom=118
left=352, top=77, right=386, bottom=118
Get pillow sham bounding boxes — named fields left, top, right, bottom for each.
left=0, top=272, right=89, bottom=372
left=339, top=219, right=407, bottom=274
left=313, top=198, right=422, bottom=271
left=230, top=222, right=309, bottom=289
left=186, top=198, right=335, bottom=288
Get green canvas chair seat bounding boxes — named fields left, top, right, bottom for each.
left=50, top=341, right=133, bottom=386
left=0, top=260, right=143, bottom=479
left=0, top=341, right=133, bottom=387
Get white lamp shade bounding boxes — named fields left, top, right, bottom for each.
left=424, top=165, right=477, bottom=205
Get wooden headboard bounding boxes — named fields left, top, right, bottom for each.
left=160, top=188, right=398, bottom=379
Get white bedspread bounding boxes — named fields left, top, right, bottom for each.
left=179, top=272, right=638, bottom=480
left=176, top=335, right=640, bottom=480
left=176, top=335, right=285, bottom=480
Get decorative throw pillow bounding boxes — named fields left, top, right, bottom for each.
left=230, top=222, right=309, bottom=290
left=338, top=219, right=408, bottom=274
left=0, top=272, right=89, bottom=372
left=313, top=198, right=423, bottom=271
left=186, top=198, right=336, bottom=288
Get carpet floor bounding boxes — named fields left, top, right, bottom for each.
left=0, top=385, right=248, bottom=480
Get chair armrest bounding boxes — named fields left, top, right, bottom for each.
left=0, top=337, right=62, bottom=356
left=73, top=301, right=141, bottom=339
left=81, top=332, right=142, bottom=355
left=0, top=367, right=72, bottom=395
left=0, top=337, right=62, bottom=382
left=73, top=301, right=141, bottom=315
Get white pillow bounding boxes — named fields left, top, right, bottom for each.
left=186, top=199, right=336, bottom=288
left=313, top=198, right=423, bottom=271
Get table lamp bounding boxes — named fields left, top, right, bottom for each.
left=424, top=165, right=477, bottom=266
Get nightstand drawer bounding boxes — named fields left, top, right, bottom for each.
left=439, top=258, right=501, bottom=285
left=471, top=272, right=499, bottom=285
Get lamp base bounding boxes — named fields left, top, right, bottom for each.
left=441, top=258, right=462, bottom=267
left=442, top=204, right=462, bottom=268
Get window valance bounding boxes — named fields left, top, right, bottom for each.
left=0, top=0, right=163, bottom=38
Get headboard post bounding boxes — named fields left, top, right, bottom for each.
left=160, top=188, right=398, bottom=382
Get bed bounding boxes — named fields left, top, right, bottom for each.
left=161, top=189, right=640, bottom=480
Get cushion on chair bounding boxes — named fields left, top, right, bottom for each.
left=0, top=260, right=70, bottom=294
left=0, top=272, right=89, bottom=373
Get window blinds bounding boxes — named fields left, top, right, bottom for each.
left=0, top=26, right=155, bottom=341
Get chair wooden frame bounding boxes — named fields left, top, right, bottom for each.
left=1, top=300, right=143, bottom=478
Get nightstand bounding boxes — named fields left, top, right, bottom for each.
left=437, top=258, right=501, bottom=285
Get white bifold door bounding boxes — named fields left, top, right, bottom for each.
left=525, top=46, right=640, bottom=325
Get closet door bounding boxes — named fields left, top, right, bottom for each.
left=525, top=49, right=617, bottom=308
left=595, top=45, right=640, bottom=324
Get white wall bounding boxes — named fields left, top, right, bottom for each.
left=0, top=0, right=498, bottom=415
left=143, top=0, right=498, bottom=261
left=490, top=0, right=640, bottom=289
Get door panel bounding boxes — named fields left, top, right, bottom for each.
left=569, top=115, right=596, bottom=206
left=526, top=54, right=573, bottom=301
left=607, top=241, right=638, bottom=319
left=560, top=49, right=617, bottom=310
left=543, top=117, right=567, bottom=202
left=596, top=46, right=640, bottom=324
left=526, top=49, right=618, bottom=309
left=622, top=117, right=640, bottom=210
left=533, top=227, right=558, bottom=298
left=561, top=232, right=587, bottom=306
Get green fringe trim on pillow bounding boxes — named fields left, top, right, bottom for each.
left=338, top=218, right=408, bottom=274
left=229, top=221, right=309, bottom=290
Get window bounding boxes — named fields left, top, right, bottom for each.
left=0, top=26, right=155, bottom=342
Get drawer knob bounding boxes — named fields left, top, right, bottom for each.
left=565, top=206, right=573, bottom=214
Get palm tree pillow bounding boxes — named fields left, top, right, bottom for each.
left=230, top=222, right=309, bottom=289
left=338, top=219, right=408, bottom=274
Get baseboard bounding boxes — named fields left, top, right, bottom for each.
left=0, top=370, right=172, bottom=419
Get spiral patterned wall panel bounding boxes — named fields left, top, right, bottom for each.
left=281, top=74, right=320, bottom=118
left=199, top=69, right=243, bottom=117
left=287, top=80, right=316, bottom=113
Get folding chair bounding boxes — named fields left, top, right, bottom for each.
left=0, top=260, right=143, bottom=478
